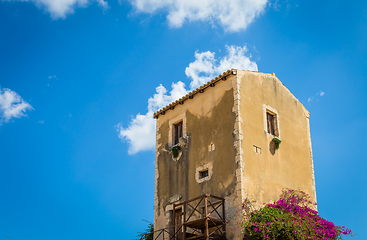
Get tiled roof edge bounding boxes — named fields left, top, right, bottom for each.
left=153, top=69, right=237, bottom=119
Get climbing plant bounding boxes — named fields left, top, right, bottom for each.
left=172, top=145, right=181, bottom=158
left=271, top=137, right=281, bottom=150
left=136, top=220, right=154, bottom=240
left=240, top=189, right=352, bottom=240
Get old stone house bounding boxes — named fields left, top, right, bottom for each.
left=152, top=69, right=316, bottom=240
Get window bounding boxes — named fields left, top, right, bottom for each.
left=199, top=169, right=209, bottom=179
left=195, top=164, right=212, bottom=183
left=266, top=111, right=279, bottom=136
left=168, top=113, right=186, bottom=147
left=263, top=105, right=280, bottom=138
left=173, top=121, right=183, bottom=145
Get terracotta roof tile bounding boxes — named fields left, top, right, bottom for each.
left=154, top=69, right=237, bottom=119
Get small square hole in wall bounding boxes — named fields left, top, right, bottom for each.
left=199, top=169, right=209, bottom=179
left=253, top=145, right=262, bottom=154
left=195, top=164, right=212, bottom=183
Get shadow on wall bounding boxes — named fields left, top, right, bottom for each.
left=269, top=141, right=275, bottom=155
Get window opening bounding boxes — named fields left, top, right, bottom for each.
left=267, top=112, right=274, bottom=135
left=174, top=121, right=183, bottom=145
left=266, top=112, right=278, bottom=136
left=199, top=169, right=209, bottom=179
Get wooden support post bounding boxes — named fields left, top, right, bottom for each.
left=205, top=196, right=209, bottom=240
left=183, top=203, right=186, bottom=240
left=172, top=203, right=175, bottom=240
left=222, top=199, right=226, bottom=238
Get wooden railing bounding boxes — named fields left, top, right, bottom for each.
left=140, top=194, right=226, bottom=240
left=139, top=224, right=180, bottom=240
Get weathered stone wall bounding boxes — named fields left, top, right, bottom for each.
left=154, top=74, right=239, bottom=238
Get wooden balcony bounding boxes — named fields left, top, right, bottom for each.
left=140, top=194, right=226, bottom=240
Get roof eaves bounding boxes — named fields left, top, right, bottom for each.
left=153, top=69, right=237, bottom=119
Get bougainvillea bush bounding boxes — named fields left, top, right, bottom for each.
left=241, top=189, right=352, bottom=240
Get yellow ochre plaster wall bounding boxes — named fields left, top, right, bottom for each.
left=237, top=70, right=316, bottom=205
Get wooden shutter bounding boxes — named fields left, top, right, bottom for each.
left=273, top=115, right=279, bottom=136
left=178, top=122, right=183, bottom=139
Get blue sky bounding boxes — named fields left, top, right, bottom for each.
left=0, top=0, right=366, bottom=239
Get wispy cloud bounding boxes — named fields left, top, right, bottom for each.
left=129, top=0, right=268, bottom=32
left=117, top=45, right=258, bottom=154
left=47, top=75, right=57, bottom=87
left=5, top=0, right=108, bottom=19
left=308, top=91, right=325, bottom=103
left=0, top=87, right=33, bottom=124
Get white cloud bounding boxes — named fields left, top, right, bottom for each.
left=118, top=45, right=257, bottom=154
left=186, top=45, right=258, bottom=89
left=0, top=87, right=33, bottom=123
left=129, top=0, right=268, bottom=32
left=6, top=0, right=108, bottom=19
left=117, top=82, right=188, bottom=155
left=117, top=112, right=155, bottom=155
left=318, top=91, right=325, bottom=97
